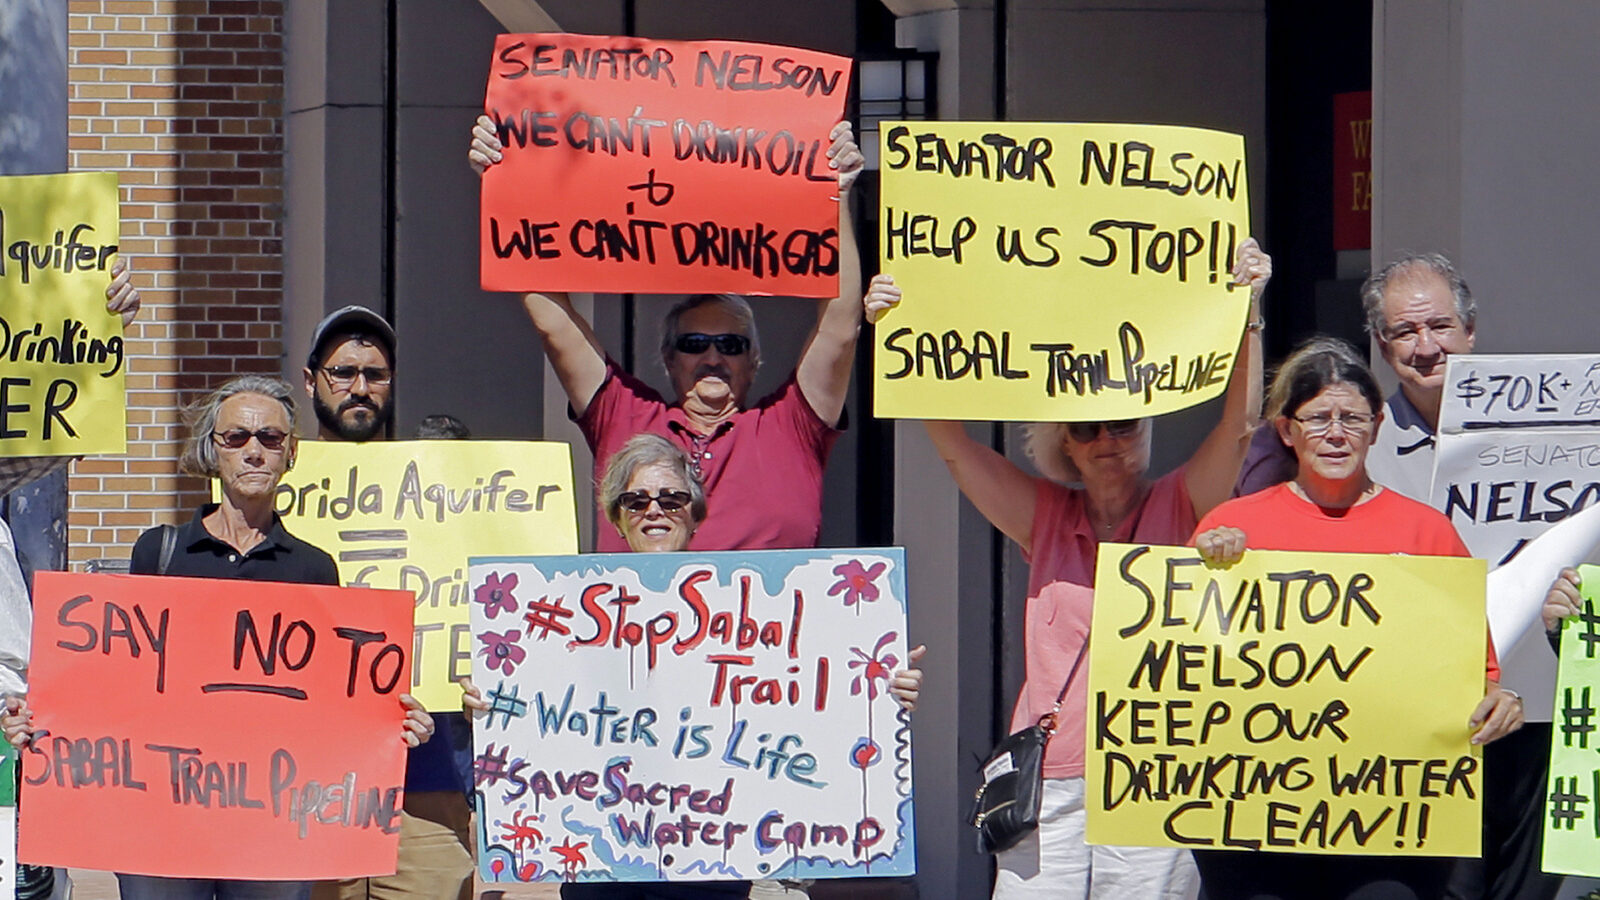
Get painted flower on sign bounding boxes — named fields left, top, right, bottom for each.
left=848, top=631, right=899, bottom=699
left=850, top=736, right=882, bottom=769
left=828, top=559, right=887, bottom=608
left=552, top=836, right=589, bottom=880
left=475, top=572, right=520, bottom=619
left=478, top=628, right=527, bottom=675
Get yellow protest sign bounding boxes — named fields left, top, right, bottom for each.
left=1087, top=544, right=1486, bottom=856
left=268, top=440, right=578, bottom=709
left=0, top=172, right=125, bottom=455
left=874, top=123, right=1250, bottom=421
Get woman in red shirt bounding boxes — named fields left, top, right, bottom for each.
left=1191, top=338, right=1522, bottom=900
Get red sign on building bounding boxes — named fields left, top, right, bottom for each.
left=1332, top=91, right=1372, bottom=251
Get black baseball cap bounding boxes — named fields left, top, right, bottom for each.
left=307, top=305, right=396, bottom=369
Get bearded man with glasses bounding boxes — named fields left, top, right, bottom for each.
left=298, top=306, right=478, bottom=900
left=301, top=306, right=397, bottom=443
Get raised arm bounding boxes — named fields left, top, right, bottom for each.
left=522, top=291, right=609, bottom=416
left=795, top=121, right=865, bottom=428
left=922, top=420, right=1040, bottom=554
left=470, top=115, right=610, bottom=415
left=1184, top=238, right=1270, bottom=519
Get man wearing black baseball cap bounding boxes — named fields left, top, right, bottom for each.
left=302, top=306, right=475, bottom=899
left=302, top=305, right=396, bottom=442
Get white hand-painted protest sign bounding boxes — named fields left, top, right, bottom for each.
left=1433, top=354, right=1600, bottom=720
left=468, top=548, right=913, bottom=885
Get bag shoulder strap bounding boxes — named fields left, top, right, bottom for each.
left=1039, top=636, right=1090, bottom=733
left=1053, top=636, right=1090, bottom=706
left=156, top=524, right=178, bottom=575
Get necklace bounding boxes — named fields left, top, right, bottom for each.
left=1089, top=481, right=1150, bottom=537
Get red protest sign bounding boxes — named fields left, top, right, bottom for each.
left=18, top=572, right=414, bottom=880
left=480, top=33, right=852, bottom=297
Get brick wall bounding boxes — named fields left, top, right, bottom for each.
left=65, top=0, right=285, bottom=565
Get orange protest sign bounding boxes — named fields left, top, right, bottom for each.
left=480, top=33, right=851, bottom=296
left=18, top=572, right=414, bottom=880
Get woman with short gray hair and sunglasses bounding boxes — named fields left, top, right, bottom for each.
left=2, top=374, right=434, bottom=900
left=864, top=242, right=1271, bottom=899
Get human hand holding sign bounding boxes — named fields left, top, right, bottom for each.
left=888, top=644, right=926, bottom=712
left=468, top=113, right=501, bottom=175
left=2, top=695, right=35, bottom=748
left=106, top=258, right=141, bottom=328
left=1544, top=567, right=1583, bottom=635
left=829, top=120, right=863, bottom=196
left=1230, top=236, right=1272, bottom=304
left=862, top=273, right=900, bottom=325
left=400, top=693, right=435, bottom=747
left=1469, top=681, right=1523, bottom=746
left=1193, top=525, right=1248, bottom=567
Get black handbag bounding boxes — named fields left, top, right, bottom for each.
left=970, top=637, right=1089, bottom=855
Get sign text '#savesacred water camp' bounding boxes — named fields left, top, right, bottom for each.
left=874, top=123, right=1250, bottom=422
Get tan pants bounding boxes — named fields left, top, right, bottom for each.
left=312, top=791, right=474, bottom=900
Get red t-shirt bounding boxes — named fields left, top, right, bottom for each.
left=1194, top=483, right=1499, bottom=681
left=576, top=362, right=839, bottom=552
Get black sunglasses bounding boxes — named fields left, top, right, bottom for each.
left=617, top=490, right=692, bottom=513
left=212, top=428, right=289, bottom=450
left=1066, top=420, right=1141, bottom=442
left=674, top=333, right=750, bottom=356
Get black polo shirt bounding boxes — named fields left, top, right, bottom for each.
left=129, top=503, right=339, bottom=586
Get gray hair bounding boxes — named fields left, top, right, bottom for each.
left=658, top=294, right=762, bottom=371
left=1360, top=252, right=1476, bottom=339
left=1023, top=423, right=1082, bottom=485
left=598, top=433, right=708, bottom=529
left=180, top=375, right=298, bottom=477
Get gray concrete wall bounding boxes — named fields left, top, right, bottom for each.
left=1373, top=1, right=1600, bottom=355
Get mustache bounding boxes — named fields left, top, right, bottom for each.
left=339, top=396, right=380, bottom=414
left=693, top=364, right=731, bottom=381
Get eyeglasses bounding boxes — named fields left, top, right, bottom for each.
left=321, top=365, right=392, bottom=387
left=1066, top=420, right=1141, bottom=442
left=1291, top=411, right=1376, bottom=437
left=617, top=490, right=692, bottom=513
left=212, top=428, right=289, bottom=450
left=673, top=333, right=750, bottom=356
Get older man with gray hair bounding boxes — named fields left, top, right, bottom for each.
left=1363, top=255, right=1558, bottom=900
left=1357, top=252, right=1478, bottom=502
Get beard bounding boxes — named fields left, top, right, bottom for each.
left=313, top=391, right=392, bottom=442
